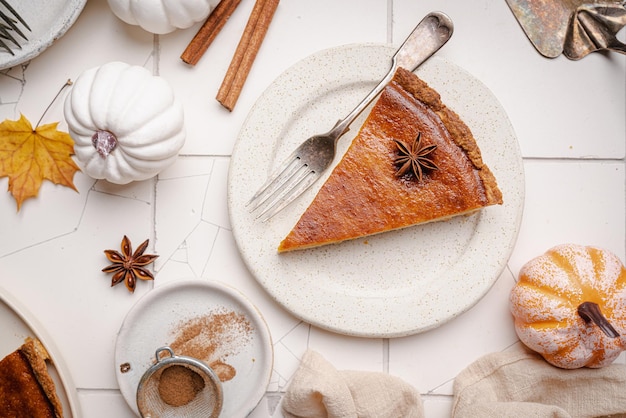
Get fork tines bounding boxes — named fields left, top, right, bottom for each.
left=0, top=0, right=30, bottom=55
left=247, top=155, right=316, bottom=221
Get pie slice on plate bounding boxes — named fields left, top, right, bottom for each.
left=278, top=67, right=503, bottom=252
left=0, top=338, right=63, bottom=417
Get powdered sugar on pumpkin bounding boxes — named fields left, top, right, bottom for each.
left=511, top=243, right=626, bottom=368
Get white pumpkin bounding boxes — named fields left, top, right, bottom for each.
left=108, top=0, right=222, bottom=34
left=64, top=61, right=185, bottom=184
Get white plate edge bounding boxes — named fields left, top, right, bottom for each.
left=228, top=43, right=526, bottom=337
left=0, top=283, right=82, bottom=417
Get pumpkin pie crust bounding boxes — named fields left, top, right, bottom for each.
left=278, top=67, right=503, bottom=252
left=0, top=338, right=63, bottom=418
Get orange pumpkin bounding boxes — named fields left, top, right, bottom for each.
left=510, top=243, right=626, bottom=369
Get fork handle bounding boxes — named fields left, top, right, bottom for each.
left=330, top=11, right=454, bottom=140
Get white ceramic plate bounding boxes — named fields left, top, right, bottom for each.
left=115, top=279, right=273, bottom=417
left=0, top=0, right=87, bottom=70
left=228, top=44, right=525, bottom=338
left=0, top=285, right=81, bottom=416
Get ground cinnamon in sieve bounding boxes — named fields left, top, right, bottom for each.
left=169, top=309, right=253, bottom=382
left=158, top=365, right=205, bottom=407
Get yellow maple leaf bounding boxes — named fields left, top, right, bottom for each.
left=0, top=114, right=80, bottom=211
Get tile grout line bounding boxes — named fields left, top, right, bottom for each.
left=153, top=34, right=160, bottom=76
left=522, top=156, right=624, bottom=163
left=383, top=338, right=390, bottom=373
left=387, top=0, right=393, bottom=44
left=151, top=33, right=160, bottom=278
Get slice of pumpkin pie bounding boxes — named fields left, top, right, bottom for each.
left=0, top=338, right=63, bottom=418
left=278, top=67, right=502, bottom=252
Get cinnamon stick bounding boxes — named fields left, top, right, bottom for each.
left=216, top=0, right=280, bottom=111
left=217, top=0, right=268, bottom=107
left=181, top=0, right=243, bottom=65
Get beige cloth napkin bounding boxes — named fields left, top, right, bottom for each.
left=452, top=342, right=626, bottom=418
left=282, top=350, right=424, bottom=418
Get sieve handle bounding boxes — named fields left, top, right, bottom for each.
left=154, top=346, right=175, bottom=362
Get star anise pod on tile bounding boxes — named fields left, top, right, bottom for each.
left=102, top=235, right=158, bottom=293
left=394, top=132, right=438, bottom=182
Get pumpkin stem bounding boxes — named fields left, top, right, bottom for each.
left=91, top=130, right=118, bottom=158
left=577, top=301, right=620, bottom=338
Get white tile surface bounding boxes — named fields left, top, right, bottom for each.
left=0, top=0, right=624, bottom=417
left=510, top=160, right=625, bottom=275
left=393, top=0, right=626, bottom=159
left=158, top=0, right=388, bottom=156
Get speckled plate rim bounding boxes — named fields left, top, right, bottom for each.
left=228, top=44, right=525, bottom=338
left=0, top=0, right=87, bottom=70
left=114, top=279, right=273, bottom=417
left=0, top=284, right=81, bottom=417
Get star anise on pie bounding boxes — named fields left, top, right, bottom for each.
left=102, top=235, right=158, bottom=293
left=393, top=132, right=438, bottom=181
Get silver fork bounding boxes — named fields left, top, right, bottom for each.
left=247, top=11, right=454, bottom=221
left=0, top=0, right=30, bottom=56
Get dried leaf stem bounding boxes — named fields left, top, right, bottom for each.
left=35, top=79, right=73, bottom=129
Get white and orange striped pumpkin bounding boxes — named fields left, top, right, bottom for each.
left=510, top=243, right=626, bottom=369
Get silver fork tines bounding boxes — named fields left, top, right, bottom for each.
left=247, top=11, right=455, bottom=221
left=248, top=155, right=317, bottom=221
left=0, top=0, right=29, bottom=55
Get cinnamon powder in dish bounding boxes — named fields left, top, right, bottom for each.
left=168, top=308, right=253, bottom=382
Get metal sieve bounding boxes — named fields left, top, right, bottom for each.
left=136, top=346, right=223, bottom=418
